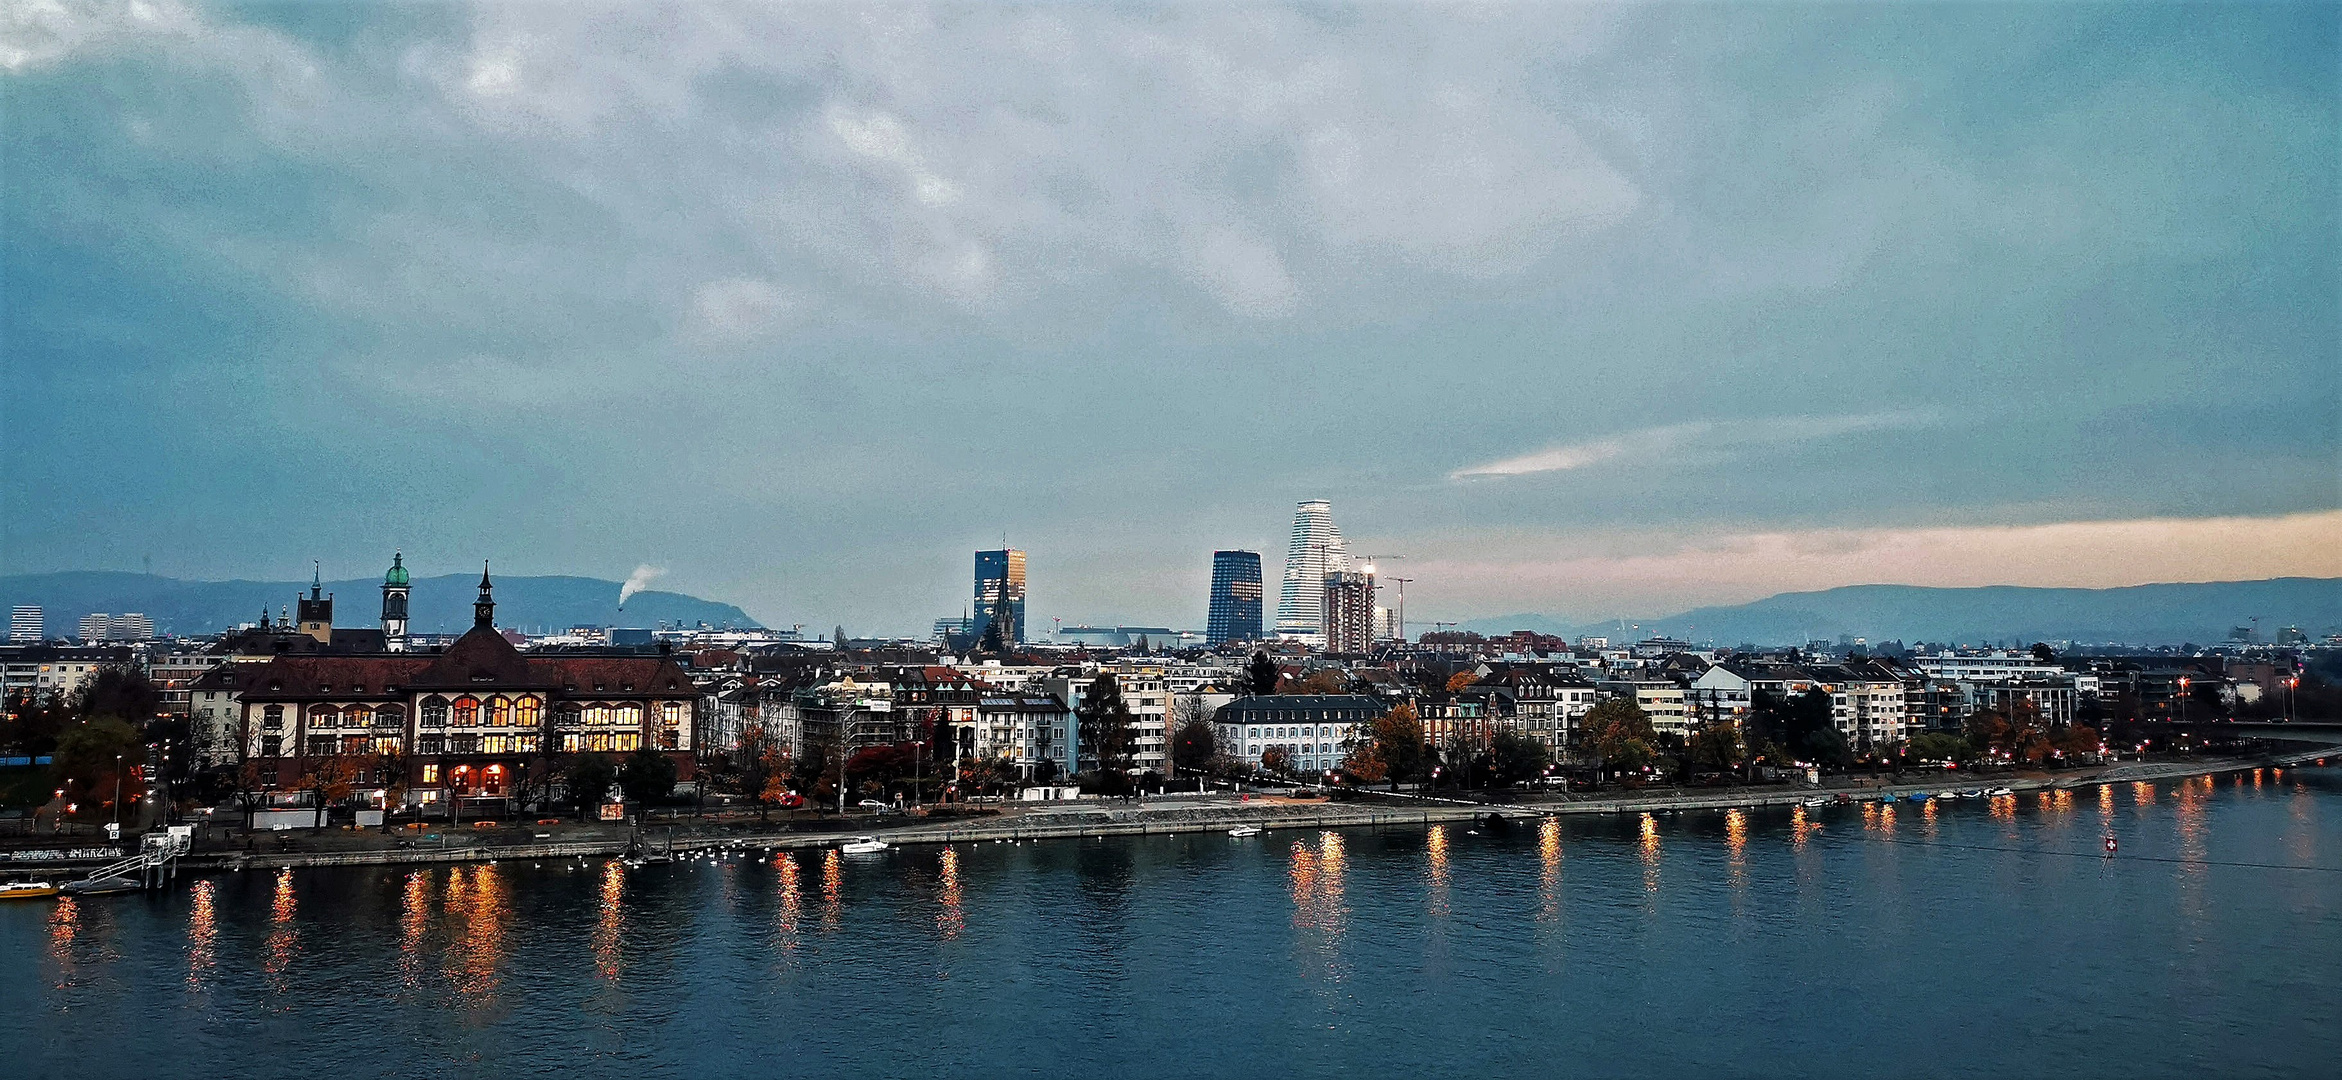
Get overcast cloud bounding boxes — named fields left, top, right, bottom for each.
left=3, top=1, right=2335, bottom=633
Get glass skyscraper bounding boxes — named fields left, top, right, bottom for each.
left=1273, top=500, right=1349, bottom=643
left=973, top=549, right=1026, bottom=644
left=1206, top=550, right=1264, bottom=645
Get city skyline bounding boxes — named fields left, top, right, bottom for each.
left=4, top=2, right=2336, bottom=635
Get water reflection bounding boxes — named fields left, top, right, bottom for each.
left=594, top=861, right=626, bottom=979
left=399, top=870, right=432, bottom=990
left=48, top=895, right=78, bottom=975
left=1724, top=809, right=1748, bottom=894
left=1288, top=832, right=1349, bottom=985
left=186, top=877, right=217, bottom=992
left=445, top=864, right=509, bottom=1009
left=1424, top=825, right=1450, bottom=917
left=1638, top=813, right=1661, bottom=895
left=821, top=849, right=844, bottom=931
left=263, top=869, right=297, bottom=990
left=1537, top=817, right=1563, bottom=922
left=937, top=848, right=964, bottom=940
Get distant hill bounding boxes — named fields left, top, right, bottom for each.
left=0, top=571, right=761, bottom=638
left=1458, top=578, right=2342, bottom=647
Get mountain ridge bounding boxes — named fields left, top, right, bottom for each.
left=1455, top=578, right=2342, bottom=646
left=0, top=571, right=760, bottom=637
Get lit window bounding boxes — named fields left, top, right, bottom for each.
left=422, top=764, right=439, bottom=784
left=514, top=696, right=542, bottom=727
left=452, top=697, right=480, bottom=727
left=489, top=697, right=514, bottom=726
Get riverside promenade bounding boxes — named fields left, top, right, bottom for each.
left=117, top=746, right=2325, bottom=874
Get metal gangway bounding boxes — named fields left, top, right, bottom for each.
left=72, top=825, right=193, bottom=891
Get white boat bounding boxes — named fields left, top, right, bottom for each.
left=1800, top=797, right=1832, bottom=808
left=1228, top=825, right=1262, bottom=838
left=0, top=881, right=60, bottom=900
left=1938, top=791, right=1960, bottom=800
left=839, top=836, right=889, bottom=855
left=1957, top=789, right=1984, bottom=799
left=1986, top=786, right=2015, bottom=798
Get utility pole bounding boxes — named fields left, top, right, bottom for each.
left=1385, top=577, right=1413, bottom=644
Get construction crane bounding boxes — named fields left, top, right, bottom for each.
left=1383, top=576, right=1413, bottom=643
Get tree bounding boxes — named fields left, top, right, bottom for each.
left=1171, top=719, right=1216, bottom=775
left=1075, top=674, right=1136, bottom=786
left=1339, top=735, right=1388, bottom=784
left=1258, top=745, right=1292, bottom=777
left=1581, top=698, right=1656, bottom=782
left=2030, top=642, right=2057, bottom=663
left=730, top=723, right=795, bottom=821
left=1687, top=720, right=1747, bottom=778
left=1361, top=701, right=1428, bottom=783
left=1966, top=700, right=2052, bottom=765
left=1445, top=670, right=1480, bottom=692
left=1906, top=731, right=1973, bottom=765
left=0, top=689, right=73, bottom=756
left=619, top=746, right=678, bottom=806
left=1247, top=652, right=1281, bottom=696
left=834, top=625, right=848, bottom=647
left=1488, top=730, right=1549, bottom=786
left=566, top=756, right=618, bottom=819
left=71, top=666, right=161, bottom=726
left=53, top=716, right=141, bottom=806
left=296, top=754, right=365, bottom=822
left=375, top=748, right=411, bottom=829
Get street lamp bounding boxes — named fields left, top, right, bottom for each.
left=114, top=753, right=124, bottom=827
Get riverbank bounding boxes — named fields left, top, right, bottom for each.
left=11, top=748, right=2327, bottom=875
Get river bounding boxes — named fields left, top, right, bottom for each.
left=6, top=767, right=2337, bottom=1078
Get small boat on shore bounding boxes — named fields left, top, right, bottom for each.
left=840, top=836, right=889, bottom=855
left=1228, top=825, right=1262, bottom=838
left=0, top=881, right=60, bottom=900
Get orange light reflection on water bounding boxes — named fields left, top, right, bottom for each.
left=1724, top=809, right=1748, bottom=892
left=263, top=869, right=297, bottom=987
left=1537, top=817, right=1563, bottom=922
left=1638, top=813, right=1661, bottom=894
left=937, top=847, right=964, bottom=940
left=594, top=861, right=626, bottom=979
left=773, top=853, right=802, bottom=950
left=186, top=877, right=216, bottom=991
left=445, top=864, right=509, bottom=1007
left=821, top=849, right=843, bottom=931
left=399, top=870, right=432, bottom=990
left=48, top=895, right=78, bottom=970
left=1424, top=825, right=1450, bottom=916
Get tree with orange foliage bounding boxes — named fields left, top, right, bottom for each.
left=1445, top=670, right=1480, bottom=692
left=733, top=723, right=794, bottom=822
left=1258, top=745, right=1293, bottom=777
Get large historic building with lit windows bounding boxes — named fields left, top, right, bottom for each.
left=232, top=563, right=699, bottom=812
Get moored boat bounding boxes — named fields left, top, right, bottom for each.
left=840, top=836, right=889, bottom=855
left=0, top=881, right=60, bottom=900
left=1228, top=825, right=1263, bottom=837
left=62, top=876, right=142, bottom=896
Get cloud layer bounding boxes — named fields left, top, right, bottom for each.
left=3, top=2, right=2334, bottom=631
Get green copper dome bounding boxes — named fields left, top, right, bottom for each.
left=384, top=552, right=409, bottom=587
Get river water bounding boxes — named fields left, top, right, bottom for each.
left=6, top=768, right=2337, bottom=1079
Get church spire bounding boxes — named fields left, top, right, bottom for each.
left=474, top=561, right=496, bottom=629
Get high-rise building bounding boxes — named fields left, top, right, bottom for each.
left=1273, top=500, right=1349, bottom=643
left=76, top=612, right=154, bottom=641
left=1322, top=571, right=1375, bottom=654
left=973, top=549, right=1027, bottom=645
left=1206, top=550, right=1264, bottom=645
left=9, top=606, right=41, bottom=642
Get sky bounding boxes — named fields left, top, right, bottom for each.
left=3, top=1, right=2337, bottom=636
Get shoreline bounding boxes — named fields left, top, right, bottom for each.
left=133, top=748, right=2328, bottom=873
left=4, top=750, right=2325, bottom=876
